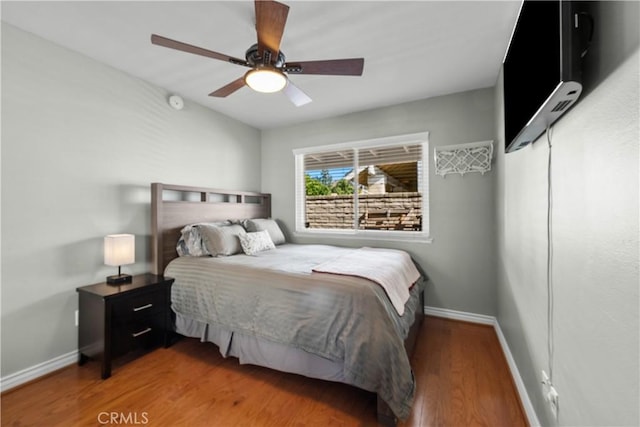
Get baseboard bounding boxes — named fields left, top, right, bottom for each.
left=0, top=350, right=78, bottom=393
left=424, top=305, right=495, bottom=325
left=425, top=305, right=541, bottom=427
left=493, top=320, right=541, bottom=426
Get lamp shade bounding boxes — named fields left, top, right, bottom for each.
left=104, top=234, right=135, bottom=266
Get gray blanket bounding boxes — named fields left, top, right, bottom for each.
left=166, top=243, right=423, bottom=419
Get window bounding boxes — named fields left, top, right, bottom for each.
left=294, top=132, right=430, bottom=242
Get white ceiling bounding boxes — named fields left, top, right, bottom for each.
left=1, top=1, right=521, bottom=130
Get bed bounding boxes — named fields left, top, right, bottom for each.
left=150, top=183, right=425, bottom=425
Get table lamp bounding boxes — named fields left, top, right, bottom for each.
left=104, top=234, right=135, bottom=284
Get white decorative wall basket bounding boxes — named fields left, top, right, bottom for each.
left=434, top=140, right=494, bottom=177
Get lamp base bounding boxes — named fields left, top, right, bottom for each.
left=106, top=274, right=132, bottom=285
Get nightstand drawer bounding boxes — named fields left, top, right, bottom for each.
left=113, top=289, right=165, bottom=321
left=112, top=314, right=165, bottom=357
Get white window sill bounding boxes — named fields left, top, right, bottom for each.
left=294, top=229, right=433, bottom=244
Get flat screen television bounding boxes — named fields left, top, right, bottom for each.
left=503, top=0, right=586, bottom=153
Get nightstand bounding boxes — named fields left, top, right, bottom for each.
left=77, top=274, right=174, bottom=379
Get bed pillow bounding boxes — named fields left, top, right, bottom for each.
left=242, top=218, right=286, bottom=245
left=176, top=224, right=208, bottom=257
left=176, top=221, right=231, bottom=257
left=199, top=223, right=246, bottom=256
left=238, top=230, right=276, bottom=256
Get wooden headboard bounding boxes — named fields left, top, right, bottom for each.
left=151, top=183, right=272, bottom=275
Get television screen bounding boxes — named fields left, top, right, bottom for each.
left=503, top=0, right=584, bottom=153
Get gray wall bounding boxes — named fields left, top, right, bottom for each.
left=261, top=88, right=497, bottom=316
left=1, top=24, right=262, bottom=377
left=494, top=2, right=639, bottom=426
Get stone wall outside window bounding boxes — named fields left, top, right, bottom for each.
left=305, top=192, right=422, bottom=231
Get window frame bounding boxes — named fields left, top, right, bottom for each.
left=293, top=131, right=431, bottom=243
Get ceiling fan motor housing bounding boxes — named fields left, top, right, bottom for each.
left=245, top=43, right=286, bottom=68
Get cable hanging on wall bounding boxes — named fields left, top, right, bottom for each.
left=434, top=140, right=494, bottom=177
left=546, top=125, right=555, bottom=383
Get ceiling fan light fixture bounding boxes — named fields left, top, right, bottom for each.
left=245, top=68, right=287, bottom=93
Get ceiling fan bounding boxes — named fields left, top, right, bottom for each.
left=151, top=0, right=364, bottom=107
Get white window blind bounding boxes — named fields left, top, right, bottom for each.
left=294, top=132, right=430, bottom=242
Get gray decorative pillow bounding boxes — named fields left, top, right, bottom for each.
left=176, top=221, right=231, bottom=257
left=238, top=230, right=276, bottom=255
left=199, top=224, right=246, bottom=256
left=242, top=218, right=286, bottom=245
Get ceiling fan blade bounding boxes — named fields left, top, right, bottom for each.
left=285, top=58, right=365, bottom=76
left=283, top=80, right=312, bottom=107
left=255, top=0, right=289, bottom=61
left=209, top=77, right=246, bottom=98
left=151, top=34, right=249, bottom=67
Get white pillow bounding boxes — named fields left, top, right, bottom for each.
left=238, top=230, right=276, bottom=256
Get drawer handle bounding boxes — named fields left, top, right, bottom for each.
left=133, top=303, right=153, bottom=312
left=132, top=327, right=152, bottom=338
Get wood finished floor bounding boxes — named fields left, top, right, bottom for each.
left=1, top=316, right=527, bottom=427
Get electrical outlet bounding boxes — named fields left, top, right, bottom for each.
left=75, top=310, right=79, bottom=327
left=541, top=370, right=550, bottom=385
left=541, top=370, right=550, bottom=394
left=541, top=370, right=559, bottom=419
left=548, top=385, right=559, bottom=419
